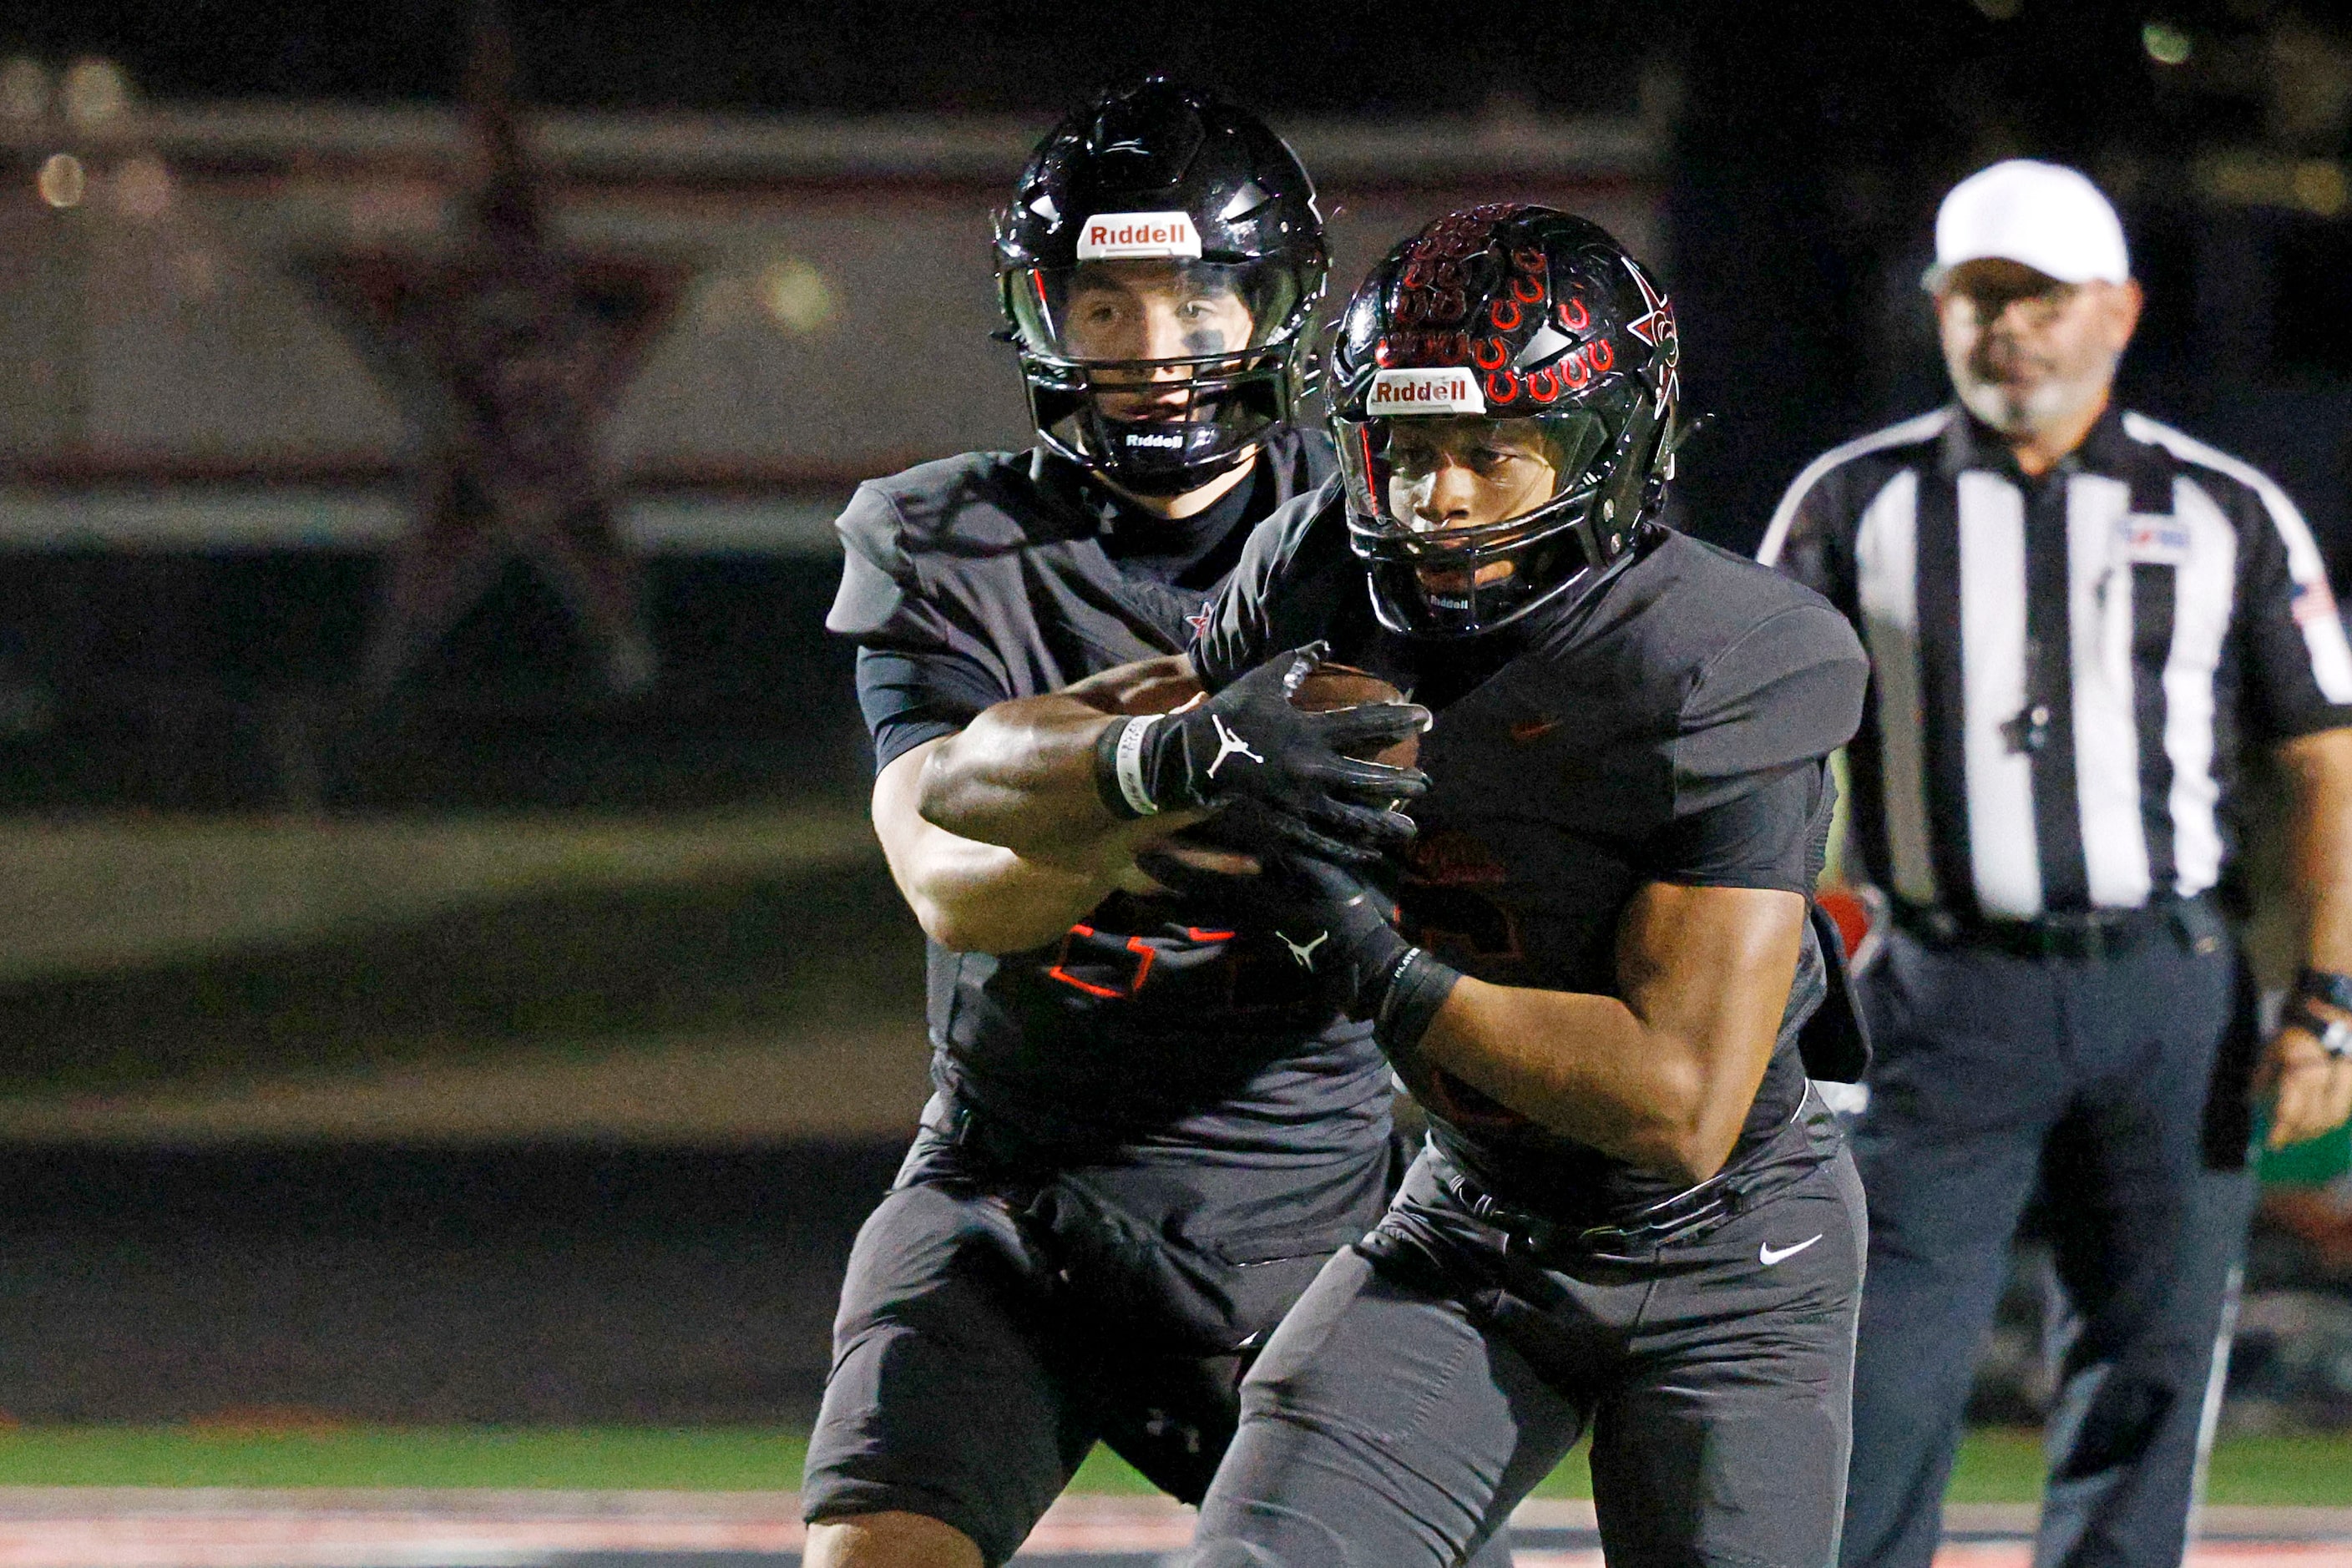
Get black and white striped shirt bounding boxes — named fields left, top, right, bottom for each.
left=1759, top=405, right=2352, bottom=923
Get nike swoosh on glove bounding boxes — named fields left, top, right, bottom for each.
left=1094, top=643, right=1430, bottom=865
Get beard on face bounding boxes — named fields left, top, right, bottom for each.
left=1949, top=331, right=2121, bottom=443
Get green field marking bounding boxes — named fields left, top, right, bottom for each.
left=1073, top=1429, right=2352, bottom=1505
left=0, top=1427, right=812, bottom=1490
left=1940, top=1428, right=2352, bottom=1506
left=2, top=1427, right=2333, bottom=1505
left=2199, top=1433, right=2352, bottom=1505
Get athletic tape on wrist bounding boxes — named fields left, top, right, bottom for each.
left=1092, top=717, right=1150, bottom=820
left=1376, top=947, right=1462, bottom=1056
left=1113, top=714, right=1164, bottom=817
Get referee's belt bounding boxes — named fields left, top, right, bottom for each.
left=1891, top=896, right=2227, bottom=964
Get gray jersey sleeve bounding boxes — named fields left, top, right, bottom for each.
left=1674, top=601, right=1869, bottom=808
left=1646, top=600, right=1869, bottom=893
left=826, top=483, right=918, bottom=639
left=827, top=479, right=1025, bottom=770
left=827, top=481, right=1017, bottom=681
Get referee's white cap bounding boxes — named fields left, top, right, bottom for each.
left=1933, top=159, right=2131, bottom=286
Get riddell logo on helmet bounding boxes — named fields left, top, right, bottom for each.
left=1366, top=368, right=1487, bottom=416
left=1075, top=211, right=1204, bottom=260
left=1125, top=431, right=1185, bottom=448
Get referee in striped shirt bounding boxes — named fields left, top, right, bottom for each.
left=1763, top=160, right=2352, bottom=1568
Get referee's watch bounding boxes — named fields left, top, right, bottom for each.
left=2294, top=966, right=2352, bottom=1015
left=2283, top=1001, right=2352, bottom=1061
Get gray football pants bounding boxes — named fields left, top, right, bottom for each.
left=1841, top=923, right=2258, bottom=1568
left=1191, top=1102, right=1866, bottom=1568
left=802, top=1105, right=1518, bottom=1568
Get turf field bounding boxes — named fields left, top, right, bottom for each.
left=0, top=1428, right=2339, bottom=1505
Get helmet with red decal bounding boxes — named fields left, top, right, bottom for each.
left=994, top=77, right=1328, bottom=497
left=1327, top=205, right=1681, bottom=636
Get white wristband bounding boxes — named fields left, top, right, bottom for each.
left=1114, top=714, right=1164, bottom=817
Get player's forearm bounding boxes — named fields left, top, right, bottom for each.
left=916, top=695, right=1134, bottom=858
left=2280, top=727, right=2352, bottom=979
left=878, top=736, right=1140, bottom=953
left=1398, top=883, right=1801, bottom=1185
left=889, top=825, right=1125, bottom=953
left=917, top=652, right=1209, bottom=861
left=1409, top=983, right=1756, bottom=1185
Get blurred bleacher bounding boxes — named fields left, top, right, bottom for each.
left=0, top=91, right=1662, bottom=809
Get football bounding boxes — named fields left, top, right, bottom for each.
left=1287, top=663, right=1419, bottom=771
left=1095, top=658, right=1411, bottom=771
left=1111, top=662, right=1418, bottom=771
left=1125, top=660, right=1420, bottom=888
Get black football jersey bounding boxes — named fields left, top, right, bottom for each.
left=827, top=434, right=1394, bottom=1161
left=1196, top=483, right=1870, bottom=1218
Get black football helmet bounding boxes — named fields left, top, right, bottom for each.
left=1327, top=205, right=1682, bottom=636
left=994, top=77, right=1328, bottom=496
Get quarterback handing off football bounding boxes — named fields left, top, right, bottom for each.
left=1086, top=647, right=1426, bottom=884
left=1090, top=655, right=1417, bottom=773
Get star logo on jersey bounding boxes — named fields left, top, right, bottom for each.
left=1186, top=601, right=1216, bottom=640
left=1277, top=928, right=1329, bottom=969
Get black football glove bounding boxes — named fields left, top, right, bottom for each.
left=1135, top=846, right=1462, bottom=1050
left=1095, top=643, right=1430, bottom=864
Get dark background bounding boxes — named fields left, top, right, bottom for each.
left=8, top=0, right=2345, bottom=565
left=1, top=0, right=2344, bottom=812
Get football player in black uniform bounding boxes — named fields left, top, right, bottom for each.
left=1163, top=206, right=1876, bottom=1567
left=809, top=79, right=1458, bottom=1568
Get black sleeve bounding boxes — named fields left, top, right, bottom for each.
left=1648, top=601, right=1869, bottom=892
left=826, top=482, right=1016, bottom=682
left=2224, top=478, right=2352, bottom=744
left=1757, top=460, right=1856, bottom=618
left=855, top=645, right=1007, bottom=775
left=827, top=481, right=1017, bottom=774
left=1193, top=479, right=1355, bottom=692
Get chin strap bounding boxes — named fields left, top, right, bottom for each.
left=1658, top=409, right=1712, bottom=483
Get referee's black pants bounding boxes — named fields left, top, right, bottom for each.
left=1841, top=916, right=2258, bottom=1568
